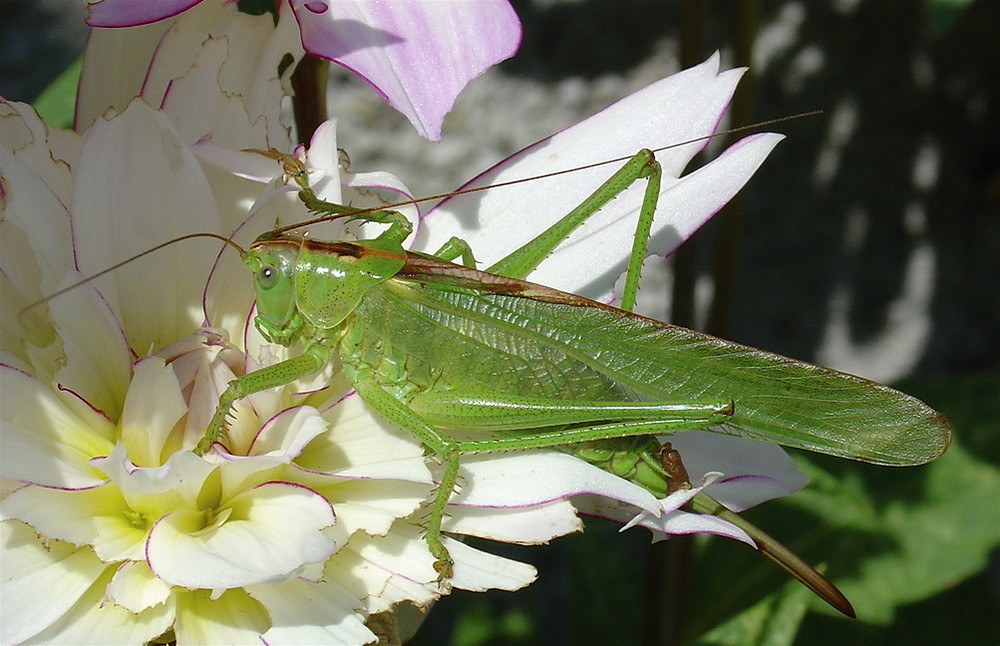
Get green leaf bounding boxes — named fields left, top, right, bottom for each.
left=683, top=371, right=1000, bottom=643
left=32, top=57, right=81, bottom=129
left=694, top=578, right=812, bottom=646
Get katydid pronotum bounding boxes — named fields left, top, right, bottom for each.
left=27, top=134, right=951, bottom=619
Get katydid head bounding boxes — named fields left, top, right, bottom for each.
left=246, top=234, right=407, bottom=344
left=244, top=239, right=299, bottom=336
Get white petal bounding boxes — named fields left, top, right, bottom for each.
left=644, top=510, right=754, bottom=544
left=0, top=520, right=110, bottom=645
left=71, top=99, right=224, bottom=352
left=303, top=393, right=427, bottom=471
left=247, top=405, right=330, bottom=457
left=80, top=0, right=296, bottom=151
left=21, top=573, right=174, bottom=646
left=444, top=499, right=583, bottom=543
left=156, top=8, right=296, bottom=150
left=106, top=561, right=172, bottom=613
left=331, top=523, right=441, bottom=612
left=0, top=366, right=113, bottom=488
left=451, top=452, right=660, bottom=515
left=172, top=588, right=269, bottom=646
left=119, top=356, right=187, bottom=466
left=248, top=578, right=375, bottom=646
left=445, top=537, right=537, bottom=593
left=93, top=443, right=214, bottom=505
left=147, top=481, right=336, bottom=588
left=76, top=17, right=172, bottom=131
left=309, top=476, right=428, bottom=537
left=584, top=474, right=755, bottom=545
left=418, top=55, right=781, bottom=302
left=0, top=114, right=75, bottom=293
left=45, top=279, right=132, bottom=418
left=303, top=119, right=345, bottom=203
left=2, top=483, right=147, bottom=562
left=0, top=100, right=80, bottom=205
left=0, top=418, right=106, bottom=490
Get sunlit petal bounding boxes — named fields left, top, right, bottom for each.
left=420, top=54, right=781, bottom=303
left=290, top=0, right=520, bottom=140
left=147, top=481, right=336, bottom=588
left=248, top=578, right=374, bottom=646
left=0, top=521, right=110, bottom=645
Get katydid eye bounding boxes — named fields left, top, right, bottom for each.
left=256, top=265, right=279, bottom=289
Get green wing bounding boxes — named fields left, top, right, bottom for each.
left=353, top=256, right=949, bottom=466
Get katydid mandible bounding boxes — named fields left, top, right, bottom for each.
left=189, top=149, right=949, bottom=618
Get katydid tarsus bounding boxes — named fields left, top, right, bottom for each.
left=26, top=126, right=950, bottom=619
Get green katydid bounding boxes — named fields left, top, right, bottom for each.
left=177, top=145, right=949, bottom=618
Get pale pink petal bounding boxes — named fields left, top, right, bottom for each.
left=666, top=430, right=808, bottom=511
left=85, top=0, right=202, bottom=27
left=290, top=0, right=521, bottom=140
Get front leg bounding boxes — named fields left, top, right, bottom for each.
left=196, top=350, right=327, bottom=455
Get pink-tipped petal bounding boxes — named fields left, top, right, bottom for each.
left=290, top=0, right=521, bottom=140
left=85, top=0, right=202, bottom=27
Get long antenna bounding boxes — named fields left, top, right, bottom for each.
left=18, top=232, right=246, bottom=323
left=266, top=111, right=821, bottom=236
